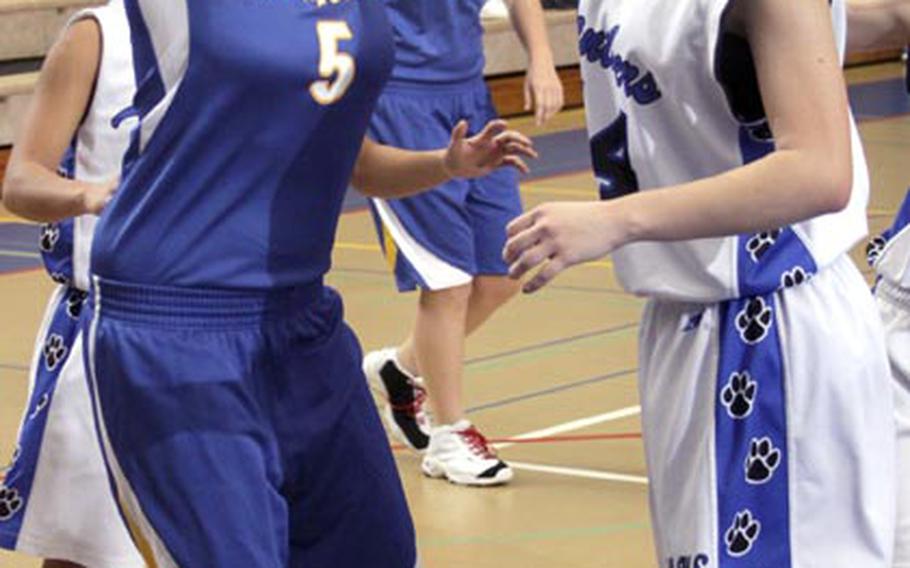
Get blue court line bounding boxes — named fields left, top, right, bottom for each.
left=466, top=367, right=638, bottom=415
left=465, top=322, right=638, bottom=367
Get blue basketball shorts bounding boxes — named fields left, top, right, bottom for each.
left=83, top=278, right=417, bottom=567
left=367, top=79, right=523, bottom=292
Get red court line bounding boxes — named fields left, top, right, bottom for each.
left=390, top=431, right=642, bottom=452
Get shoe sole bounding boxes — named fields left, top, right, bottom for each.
left=363, top=351, right=426, bottom=454
left=421, top=456, right=514, bottom=487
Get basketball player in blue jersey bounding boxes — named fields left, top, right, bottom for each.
left=82, top=1, right=535, bottom=566
left=362, top=0, right=564, bottom=487
left=0, top=3, right=144, bottom=567
left=846, top=2, right=910, bottom=565
left=507, top=0, right=897, bottom=565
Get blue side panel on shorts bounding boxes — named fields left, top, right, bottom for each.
left=0, top=287, right=88, bottom=549
left=715, top=295, right=791, bottom=566
left=736, top=126, right=818, bottom=297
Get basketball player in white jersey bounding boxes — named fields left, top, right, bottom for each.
left=0, top=2, right=144, bottom=567
left=847, top=2, right=910, bottom=565
left=506, top=0, right=896, bottom=565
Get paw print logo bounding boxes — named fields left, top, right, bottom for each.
left=66, top=290, right=89, bottom=320
left=43, top=334, right=68, bottom=371
left=0, top=486, right=23, bottom=521
left=720, top=371, right=757, bottom=419
left=725, top=510, right=761, bottom=558
left=867, top=235, right=887, bottom=267
left=745, top=229, right=782, bottom=262
left=780, top=267, right=811, bottom=290
left=735, top=298, right=773, bottom=345
left=49, top=272, right=70, bottom=285
left=39, top=223, right=60, bottom=253
left=745, top=437, right=781, bottom=484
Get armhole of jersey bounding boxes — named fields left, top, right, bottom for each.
left=63, top=10, right=104, bottom=128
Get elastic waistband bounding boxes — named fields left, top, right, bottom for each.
left=382, top=76, right=486, bottom=97
left=877, top=277, right=910, bottom=308
left=92, top=277, right=326, bottom=327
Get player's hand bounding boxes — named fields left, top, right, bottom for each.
left=525, top=61, right=564, bottom=126
left=443, top=119, right=538, bottom=178
left=503, top=201, right=625, bottom=293
left=81, top=178, right=117, bottom=215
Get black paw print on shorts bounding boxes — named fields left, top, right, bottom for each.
left=866, top=235, right=887, bottom=268
left=780, top=267, right=811, bottom=290
left=39, top=223, right=60, bottom=253
left=0, top=486, right=23, bottom=521
left=725, top=510, right=761, bottom=558
left=735, top=298, right=772, bottom=345
left=744, top=437, right=781, bottom=484
left=66, top=290, right=89, bottom=319
left=745, top=229, right=782, bottom=262
left=43, top=334, right=68, bottom=371
left=720, top=371, right=757, bottom=419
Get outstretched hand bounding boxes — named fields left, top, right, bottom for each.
left=443, top=119, right=538, bottom=178
left=503, top=202, right=626, bottom=293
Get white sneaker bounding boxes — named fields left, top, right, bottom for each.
left=421, top=420, right=513, bottom=486
left=363, top=348, right=432, bottom=452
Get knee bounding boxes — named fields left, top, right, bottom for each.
left=418, top=283, right=473, bottom=312
left=471, top=276, right=520, bottom=310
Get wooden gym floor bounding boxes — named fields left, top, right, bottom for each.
left=0, top=62, right=909, bottom=567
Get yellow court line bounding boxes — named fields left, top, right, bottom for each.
left=0, top=249, right=39, bottom=259
left=521, top=186, right=595, bottom=198
left=0, top=216, right=31, bottom=224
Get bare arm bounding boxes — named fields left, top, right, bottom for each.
left=847, top=0, right=910, bottom=53
left=2, top=18, right=115, bottom=222
left=504, top=0, right=565, bottom=125
left=352, top=120, right=536, bottom=198
left=505, top=0, right=853, bottom=292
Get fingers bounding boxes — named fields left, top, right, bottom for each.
left=506, top=208, right=540, bottom=238
left=450, top=120, right=470, bottom=145
left=475, top=119, right=508, bottom=144
left=503, top=220, right=543, bottom=264
left=522, top=257, right=567, bottom=294
left=502, top=155, right=529, bottom=175
left=507, top=239, right=554, bottom=280
left=534, top=87, right=546, bottom=126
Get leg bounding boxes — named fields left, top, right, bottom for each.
left=397, top=274, right=519, bottom=375
left=407, top=283, right=471, bottom=425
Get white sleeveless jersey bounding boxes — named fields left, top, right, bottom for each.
left=64, top=1, right=136, bottom=291
left=579, top=0, right=869, bottom=302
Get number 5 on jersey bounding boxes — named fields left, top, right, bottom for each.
left=310, top=21, right=355, bottom=105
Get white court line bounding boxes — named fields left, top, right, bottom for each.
left=496, top=404, right=646, bottom=485
left=509, top=461, right=648, bottom=485
left=494, top=405, right=641, bottom=450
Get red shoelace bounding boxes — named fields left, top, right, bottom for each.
left=459, top=426, right=497, bottom=459
left=389, top=383, right=428, bottom=417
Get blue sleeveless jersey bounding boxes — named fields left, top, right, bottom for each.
left=383, top=0, right=486, bottom=86
left=92, top=0, right=394, bottom=290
